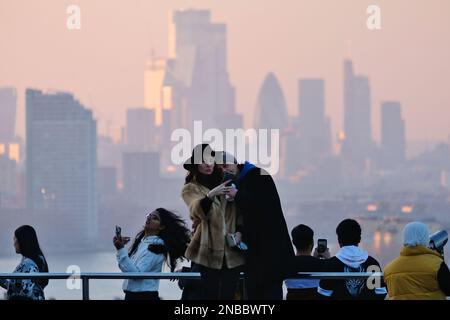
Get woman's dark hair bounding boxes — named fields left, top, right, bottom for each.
left=291, top=224, right=314, bottom=251
left=14, top=225, right=49, bottom=287
left=184, top=164, right=223, bottom=189
left=129, top=208, right=191, bottom=272
left=336, top=219, right=362, bottom=246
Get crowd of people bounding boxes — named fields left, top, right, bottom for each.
left=1, top=143, right=449, bottom=300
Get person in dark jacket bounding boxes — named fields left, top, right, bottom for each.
left=285, top=224, right=329, bottom=300
left=218, top=153, right=295, bottom=300
left=318, top=219, right=387, bottom=300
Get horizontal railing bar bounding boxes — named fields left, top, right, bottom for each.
left=296, top=272, right=384, bottom=279
left=0, top=272, right=384, bottom=280
left=0, top=272, right=202, bottom=280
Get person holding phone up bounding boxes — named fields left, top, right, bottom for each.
left=181, top=144, right=245, bottom=300
left=285, top=224, right=330, bottom=300
left=113, top=208, right=190, bottom=300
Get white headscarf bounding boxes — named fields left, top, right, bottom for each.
left=403, top=221, right=429, bottom=247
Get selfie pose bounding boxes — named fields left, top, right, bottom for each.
left=113, top=208, right=190, bottom=300
left=218, top=154, right=295, bottom=300
left=181, top=144, right=245, bottom=300
left=0, top=225, right=49, bottom=300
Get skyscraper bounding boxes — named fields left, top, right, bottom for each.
left=126, top=108, right=157, bottom=152
left=254, top=73, right=289, bottom=177
left=298, top=79, right=331, bottom=167
left=342, top=60, right=374, bottom=168
left=169, top=9, right=237, bottom=130
left=0, top=87, right=17, bottom=143
left=144, top=58, right=173, bottom=126
left=254, top=73, right=289, bottom=131
left=122, top=152, right=159, bottom=207
left=380, top=101, right=406, bottom=169
left=144, top=9, right=242, bottom=175
left=26, top=89, right=97, bottom=239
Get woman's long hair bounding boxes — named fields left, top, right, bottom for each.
left=128, top=208, right=191, bottom=272
left=14, top=225, right=49, bottom=288
left=184, top=164, right=223, bottom=190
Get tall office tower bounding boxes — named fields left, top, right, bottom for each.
left=144, top=58, right=173, bottom=126
left=26, top=89, right=97, bottom=239
left=126, top=108, right=157, bottom=152
left=254, top=73, right=289, bottom=177
left=254, top=73, right=289, bottom=131
left=122, top=152, right=159, bottom=207
left=169, top=9, right=237, bottom=130
left=342, top=60, right=374, bottom=168
left=298, top=79, right=331, bottom=167
left=380, top=101, right=406, bottom=169
left=0, top=87, right=17, bottom=143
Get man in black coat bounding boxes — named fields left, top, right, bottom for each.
left=218, top=155, right=295, bottom=300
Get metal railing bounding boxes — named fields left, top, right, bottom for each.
left=0, top=272, right=384, bottom=300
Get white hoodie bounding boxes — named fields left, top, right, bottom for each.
left=335, top=245, right=369, bottom=268
left=116, top=235, right=165, bottom=292
left=318, top=245, right=387, bottom=297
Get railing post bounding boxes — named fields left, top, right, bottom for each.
left=82, top=277, right=90, bottom=300
left=242, top=274, right=247, bottom=300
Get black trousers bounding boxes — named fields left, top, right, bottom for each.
left=199, top=264, right=241, bottom=300
left=124, top=291, right=159, bottom=300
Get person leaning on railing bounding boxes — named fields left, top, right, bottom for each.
left=384, top=221, right=450, bottom=300
left=0, top=225, right=49, bottom=300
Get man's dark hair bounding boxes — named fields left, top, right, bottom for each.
left=336, top=219, right=362, bottom=246
left=291, top=224, right=314, bottom=251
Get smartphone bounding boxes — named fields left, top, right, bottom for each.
left=115, top=226, right=122, bottom=239
left=317, top=239, right=327, bottom=254
left=222, top=172, right=234, bottom=186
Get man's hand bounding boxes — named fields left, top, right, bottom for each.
left=224, top=185, right=238, bottom=200
left=313, top=247, right=331, bottom=259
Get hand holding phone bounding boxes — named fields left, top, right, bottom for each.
left=115, top=226, right=122, bottom=239
left=222, top=172, right=234, bottom=186
left=315, top=239, right=330, bottom=259
left=113, top=226, right=130, bottom=250
left=317, top=239, right=327, bottom=254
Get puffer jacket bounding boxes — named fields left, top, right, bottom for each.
left=384, top=246, right=448, bottom=300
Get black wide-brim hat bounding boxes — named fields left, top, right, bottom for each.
left=183, top=144, right=215, bottom=171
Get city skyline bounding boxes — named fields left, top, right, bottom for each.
left=1, top=2, right=450, bottom=303
left=1, top=1, right=450, bottom=143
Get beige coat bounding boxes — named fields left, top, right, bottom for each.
left=181, top=182, right=245, bottom=270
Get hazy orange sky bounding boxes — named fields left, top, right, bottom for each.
left=1, top=0, right=449, bottom=143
